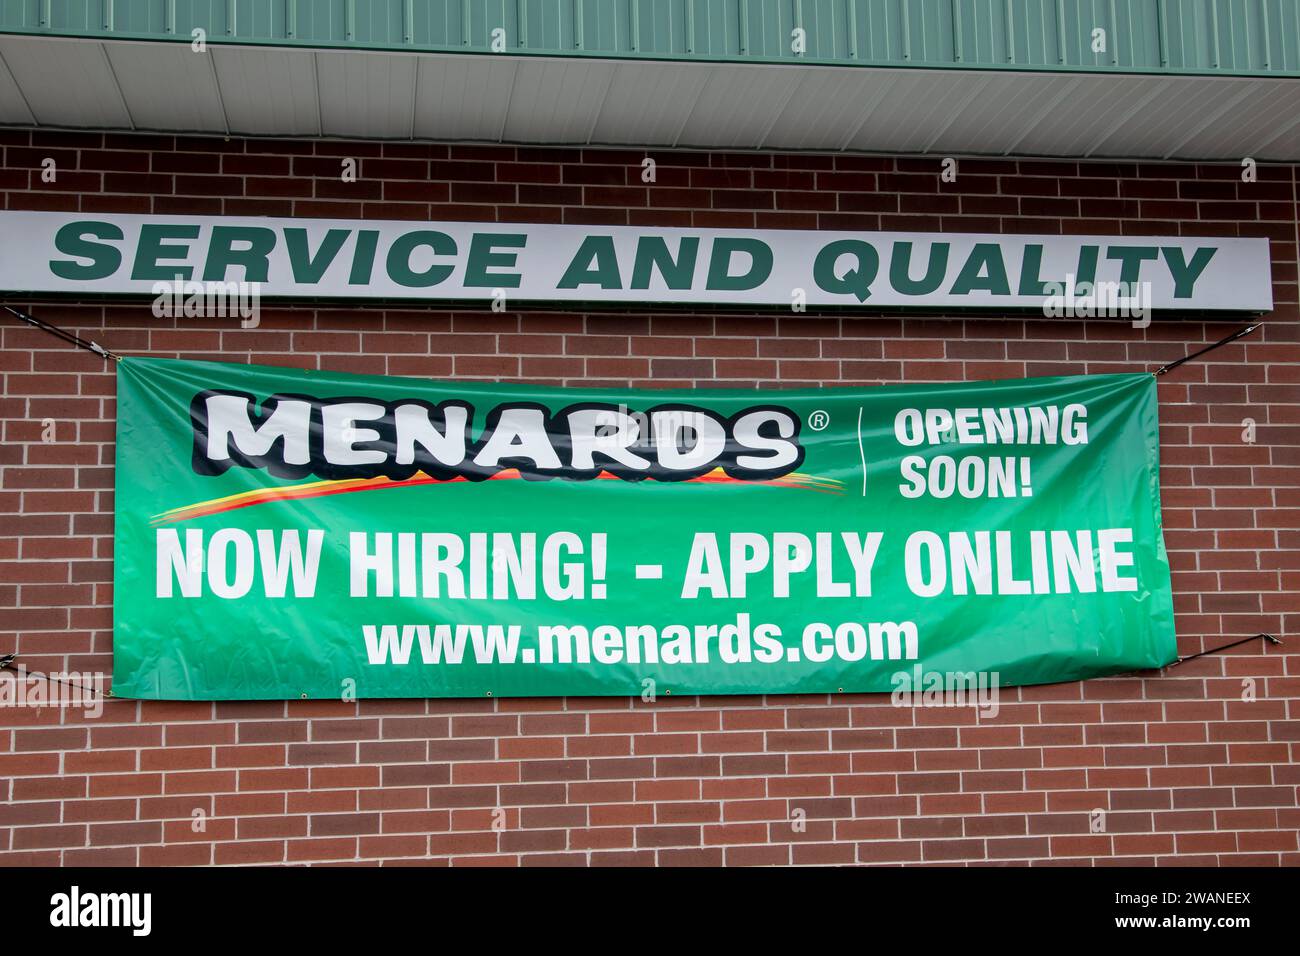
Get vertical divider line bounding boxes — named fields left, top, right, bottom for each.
left=857, top=406, right=867, bottom=497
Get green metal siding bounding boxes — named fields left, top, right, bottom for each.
left=0, top=0, right=1297, bottom=75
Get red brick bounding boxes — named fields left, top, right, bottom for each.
left=0, top=132, right=1295, bottom=869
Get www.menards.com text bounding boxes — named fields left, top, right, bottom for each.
left=362, top=614, right=917, bottom=666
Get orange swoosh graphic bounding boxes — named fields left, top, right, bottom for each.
left=150, top=468, right=844, bottom=525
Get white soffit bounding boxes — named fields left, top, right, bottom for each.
left=674, top=64, right=808, bottom=149
left=315, top=50, right=417, bottom=139
left=0, top=34, right=129, bottom=128
left=103, top=40, right=227, bottom=132
left=591, top=62, right=712, bottom=145
left=412, top=54, right=514, bottom=141
left=211, top=46, right=320, bottom=136
left=0, top=35, right=1297, bottom=161
left=504, top=59, right=619, bottom=144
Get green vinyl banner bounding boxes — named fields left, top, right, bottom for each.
left=111, top=356, right=1177, bottom=700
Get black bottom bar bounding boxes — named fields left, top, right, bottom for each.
left=0, top=864, right=1283, bottom=943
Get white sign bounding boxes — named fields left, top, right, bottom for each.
left=0, top=211, right=1273, bottom=311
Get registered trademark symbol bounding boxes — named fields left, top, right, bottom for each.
left=808, top=410, right=830, bottom=431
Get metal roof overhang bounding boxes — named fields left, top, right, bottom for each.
left=0, top=35, right=1297, bottom=160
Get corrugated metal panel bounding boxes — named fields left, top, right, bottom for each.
left=1, top=0, right=1296, bottom=76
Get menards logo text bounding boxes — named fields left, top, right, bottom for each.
left=191, top=392, right=805, bottom=483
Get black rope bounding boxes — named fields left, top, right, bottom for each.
left=1169, top=632, right=1281, bottom=667
left=1154, top=322, right=1261, bottom=376
left=3, top=305, right=120, bottom=361
left=0, top=654, right=113, bottom=697
left=1137, top=321, right=1270, bottom=676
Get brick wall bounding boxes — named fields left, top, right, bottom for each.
left=0, top=130, right=1296, bottom=866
